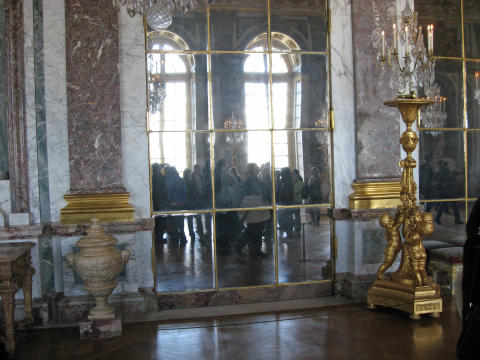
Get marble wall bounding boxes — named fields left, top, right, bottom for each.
left=64, top=0, right=124, bottom=194
left=352, top=0, right=401, bottom=180
left=118, top=11, right=151, bottom=219
left=44, top=0, right=69, bottom=222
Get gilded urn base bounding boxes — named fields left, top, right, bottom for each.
left=367, top=279, right=442, bottom=320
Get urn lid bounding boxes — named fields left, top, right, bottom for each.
left=75, top=218, right=118, bottom=248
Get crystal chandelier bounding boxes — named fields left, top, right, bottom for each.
left=115, top=0, right=208, bottom=30
left=223, top=113, right=244, bottom=145
left=148, top=73, right=167, bottom=114
left=420, top=82, right=447, bottom=130
left=380, top=1, right=435, bottom=97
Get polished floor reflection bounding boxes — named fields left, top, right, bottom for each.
left=423, top=204, right=466, bottom=242
left=12, top=299, right=461, bottom=360
left=155, top=210, right=331, bottom=292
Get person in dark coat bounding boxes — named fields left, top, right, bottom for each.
left=152, top=163, right=167, bottom=244
left=458, top=196, right=480, bottom=359
left=462, top=196, right=480, bottom=315
left=164, top=166, right=188, bottom=243
left=277, top=167, right=294, bottom=239
left=307, top=167, right=322, bottom=225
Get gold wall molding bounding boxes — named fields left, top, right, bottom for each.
left=348, top=181, right=402, bottom=209
left=60, top=193, right=135, bottom=224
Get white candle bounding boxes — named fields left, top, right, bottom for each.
left=427, top=25, right=431, bottom=51
left=382, top=30, right=385, bottom=58
left=393, top=23, right=397, bottom=52
left=431, top=24, right=434, bottom=52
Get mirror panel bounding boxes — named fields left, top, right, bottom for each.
left=277, top=207, right=332, bottom=283
left=146, top=6, right=208, bottom=52
left=213, top=131, right=273, bottom=209
left=463, top=0, right=480, bottom=59
left=210, top=1, right=268, bottom=52
left=419, top=130, right=465, bottom=201
left=419, top=60, right=463, bottom=129
left=211, top=53, right=271, bottom=130
left=155, top=212, right=214, bottom=292
left=274, top=130, right=330, bottom=206
left=466, top=61, right=480, bottom=129
left=147, top=53, right=209, bottom=131
left=150, top=132, right=212, bottom=211
left=272, top=55, right=328, bottom=129
left=217, top=210, right=275, bottom=288
left=468, top=131, right=480, bottom=198
left=417, top=0, right=462, bottom=58
left=270, top=0, right=327, bottom=53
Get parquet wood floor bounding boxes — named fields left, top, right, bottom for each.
left=9, top=299, right=461, bottom=360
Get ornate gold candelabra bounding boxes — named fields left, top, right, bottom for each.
left=367, top=97, right=442, bottom=319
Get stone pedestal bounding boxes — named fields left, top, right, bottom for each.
left=367, top=279, right=442, bottom=319
left=79, top=319, right=122, bottom=339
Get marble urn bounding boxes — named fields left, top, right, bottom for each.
left=66, top=219, right=131, bottom=320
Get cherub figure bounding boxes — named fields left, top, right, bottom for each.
left=376, top=212, right=404, bottom=280
left=406, top=212, right=434, bottom=286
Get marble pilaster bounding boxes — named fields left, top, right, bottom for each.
left=118, top=12, right=150, bottom=219
left=64, top=0, right=124, bottom=194
left=330, top=0, right=356, bottom=209
left=24, top=0, right=40, bottom=225
left=33, top=0, right=51, bottom=224
left=44, top=0, right=69, bottom=222
left=5, top=0, right=30, bottom=213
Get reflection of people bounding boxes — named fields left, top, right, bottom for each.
left=292, top=169, right=304, bottom=233
left=277, top=167, right=294, bottom=239
left=307, top=167, right=322, bottom=225
left=152, top=163, right=167, bottom=244
left=165, top=166, right=188, bottom=243
left=420, top=154, right=434, bottom=211
left=238, top=163, right=270, bottom=259
left=435, top=160, right=463, bottom=225
left=376, top=213, right=403, bottom=280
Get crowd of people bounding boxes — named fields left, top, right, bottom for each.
left=152, top=160, right=325, bottom=258
left=420, top=156, right=464, bottom=225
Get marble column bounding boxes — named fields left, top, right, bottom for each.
left=61, top=0, right=133, bottom=223
left=5, top=0, right=30, bottom=214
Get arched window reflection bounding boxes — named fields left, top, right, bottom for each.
left=147, top=33, right=195, bottom=176
left=243, top=33, right=301, bottom=170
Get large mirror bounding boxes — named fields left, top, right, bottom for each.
left=148, top=2, right=331, bottom=293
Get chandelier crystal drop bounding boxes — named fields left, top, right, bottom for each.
left=115, top=0, right=208, bottom=30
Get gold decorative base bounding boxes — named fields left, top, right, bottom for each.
left=349, top=181, right=402, bottom=209
left=367, top=279, right=442, bottom=319
left=60, top=193, right=135, bottom=224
